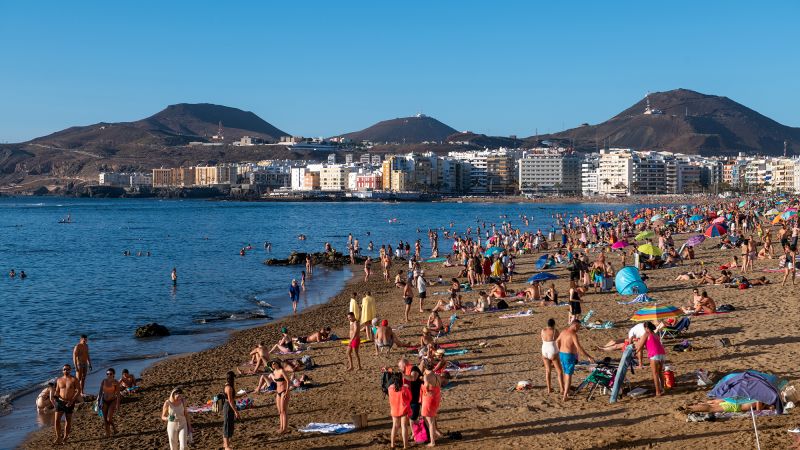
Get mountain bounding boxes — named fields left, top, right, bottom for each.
left=31, top=103, right=289, bottom=149
left=535, top=89, right=800, bottom=155
left=339, top=115, right=458, bottom=144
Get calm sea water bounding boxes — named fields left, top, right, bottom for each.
left=0, top=198, right=640, bottom=401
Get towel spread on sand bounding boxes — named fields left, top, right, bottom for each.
left=299, top=423, right=356, bottom=434
left=443, top=349, right=469, bottom=356
left=499, top=309, right=533, bottom=319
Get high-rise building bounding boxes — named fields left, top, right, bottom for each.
left=518, top=150, right=581, bottom=195
left=597, top=149, right=634, bottom=195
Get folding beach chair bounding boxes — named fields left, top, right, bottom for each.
left=574, top=358, right=631, bottom=400
left=435, top=314, right=458, bottom=342
left=659, top=316, right=691, bottom=339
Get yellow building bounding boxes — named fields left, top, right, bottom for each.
left=152, top=169, right=174, bottom=187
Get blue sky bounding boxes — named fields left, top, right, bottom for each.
left=1, top=1, right=798, bottom=143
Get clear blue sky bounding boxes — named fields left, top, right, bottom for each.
left=1, top=1, right=798, bottom=143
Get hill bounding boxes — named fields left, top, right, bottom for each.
left=31, top=103, right=289, bottom=149
left=339, top=115, right=458, bottom=144
left=535, top=89, right=800, bottom=155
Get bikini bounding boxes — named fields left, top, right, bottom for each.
left=274, top=376, right=288, bottom=397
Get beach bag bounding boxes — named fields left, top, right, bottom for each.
left=716, top=304, right=735, bottom=312
left=412, top=419, right=429, bottom=443
left=496, top=299, right=509, bottom=310
left=211, top=394, right=225, bottom=414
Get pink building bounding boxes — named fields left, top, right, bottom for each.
left=355, top=174, right=382, bottom=191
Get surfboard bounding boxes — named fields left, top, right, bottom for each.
left=609, top=344, right=634, bottom=403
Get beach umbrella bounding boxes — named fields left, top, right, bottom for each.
left=689, top=215, right=704, bottom=222
left=738, top=200, right=747, bottom=207
left=484, top=247, right=502, bottom=257
left=650, top=214, right=663, bottom=222
left=712, top=216, right=726, bottom=224
left=685, top=235, right=706, bottom=247
left=772, top=214, right=784, bottom=224
left=764, top=209, right=779, bottom=216
left=611, top=241, right=629, bottom=249
left=630, top=304, right=682, bottom=322
left=527, top=272, right=558, bottom=283
left=781, top=210, right=797, bottom=220
left=598, top=221, right=612, bottom=228
left=634, top=218, right=646, bottom=225
left=637, top=243, right=663, bottom=256
left=635, top=230, right=655, bottom=241
left=615, top=266, right=647, bottom=295
left=704, top=223, right=728, bottom=238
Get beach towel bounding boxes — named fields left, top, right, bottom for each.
left=424, top=258, right=447, bottom=263
left=276, top=350, right=304, bottom=355
left=446, top=363, right=483, bottom=372
left=586, top=321, right=614, bottom=330
left=443, top=349, right=469, bottom=356
left=405, top=343, right=459, bottom=351
left=499, top=309, right=533, bottom=319
left=299, top=423, right=356, bottom=434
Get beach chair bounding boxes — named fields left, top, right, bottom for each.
left=434, top=314, right=458, bottom=342
left=659, top=317, right=691, bottom=339
left=574, top=358, right=629, bottom=400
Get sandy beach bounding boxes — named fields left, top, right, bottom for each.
left=22, top=232, right=800, bottom=450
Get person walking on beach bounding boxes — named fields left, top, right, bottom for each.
left=73, top=335, right=91, bottom=396
left=162, top=387, right=192, bottom=450
left=289, top=279, right=301, bottom=314
left=402, top=281, right=414, bottom=322
left=364, top=256, right=372, bottom=282
left=556, top=320, right=595, bottom=401
left=222, top=371, right=239, bottom=450
left=269, top=360, right=291, bottom=434
left=51, top=364, right=81, bottom=445
left=346, top=312, right=362, bottom=370
left=98, top=367, right=121, bottom=437
left=171, top=267, right=177, bottom=286
left=783, top=245, right=797, bottom=286
left=540, top=318, right=565, bottom=395
left=416, top=270, right=428, bottom=313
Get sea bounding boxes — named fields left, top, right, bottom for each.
left=0, top=197, right=641, bottom=445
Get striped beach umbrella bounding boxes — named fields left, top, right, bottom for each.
left=704, top=223, right=728, bottom=238
left=637, top=243, right=663, bottom=256
left=782, top=210, right=798, bottom=220
left=631, top=304, right=682, bottom=322
left=712, top=216, right=726, bottom=224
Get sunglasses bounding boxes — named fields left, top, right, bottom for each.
left=62, top=368, right=70, bottom=371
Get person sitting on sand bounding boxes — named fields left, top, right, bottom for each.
left=524, top=281, right=542, bottom=302
left=473, top=291, right=491, bottom=312
left=242, top=342, right=270, bottom=374
left=296, top=327, right=332, bottom=344
left=419, top=327, right=435, bottom=349
left=427, top=311, right=445, bottom=332
left=431, top=296, right=448, bottom=313
left=665, top=247, right=680, bottom=266
left=541, top=283, right=559, bottom=306
left=489, top=281, right=507, bottom=299
left=684, top=291, right=715, bottom=314
left=682, top=245, right=695, bottom=260
left=269, top=328, right=295, bottom=354
left=374, top=320, right=409, bottom=355
left=680, top=398, right=769, bottom=413
left=118, top=369, right=139, bottom=394
left=448, top=294, right=464, bottom=311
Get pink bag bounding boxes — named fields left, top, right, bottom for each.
left=412, top=419, right=428, bottom=443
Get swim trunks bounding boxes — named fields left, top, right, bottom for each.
left=559, top=352, right=578, bottom=376
left=77, top=362, right=89, bottom=373
left=55, top=398, right=74, bottom=414
left=349, top=338, right=360, bottom=349
left=404, top=296, right=413, bottom=305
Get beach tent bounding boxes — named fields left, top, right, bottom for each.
left=528, top=272, right=558, bottom=283
left=615, top=266, right=647, bottom=295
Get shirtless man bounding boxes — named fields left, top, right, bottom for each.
left=374, top=320, right=408, bottom=355
left=346, top=312, right=362, bottom=371
left=51, top=364, right=81, bottom=444
left=243, top=342, right=269, bottom=374
left=297, top=327, right=332, bottom=344
left=555, top=320, right=595, bottom=401
left=401, top=281, right=414, bottom=322
left=72, top=335, right=91, bottom=396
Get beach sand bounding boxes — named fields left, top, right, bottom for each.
left=22, top=235, right=800, bottom=449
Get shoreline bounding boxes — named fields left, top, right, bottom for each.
left=2, top=266, right=351, bottom=449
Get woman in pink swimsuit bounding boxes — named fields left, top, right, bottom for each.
left=635, top=321, right=666, bottom=396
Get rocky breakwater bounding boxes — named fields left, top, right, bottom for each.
left=264, top=250, right=366, bottom=268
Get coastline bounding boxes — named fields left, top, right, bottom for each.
left=3, top=266, right=351, bottom=449
left=19, top=231, right=800, bottom=449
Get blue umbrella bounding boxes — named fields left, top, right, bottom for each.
left=484, top=247, right=502, bottom=257
left=598, top=222, right=612, bottom=228
left=634, top=218, right=645, bottom=225
left=689, top=215, right=703, bottom=222
left=528, top=272, right=558, bottom=283
left=535, top=254, right=554, bottom=270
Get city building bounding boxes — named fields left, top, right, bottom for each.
left=320, top=165, right=350, bottom=191
left=597, top=149, right=634, bottom=195
left=518, top=149, right=581, bottom=195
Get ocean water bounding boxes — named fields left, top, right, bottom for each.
left=0, top=198, right=639, bottom=402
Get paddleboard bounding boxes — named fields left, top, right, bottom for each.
left=609, top=344, right=634, bottom=403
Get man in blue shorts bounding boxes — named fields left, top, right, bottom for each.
left=556, top=320, right=595, bottom=401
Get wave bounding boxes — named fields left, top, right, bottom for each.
left=193, top=310, right=272, bottom=324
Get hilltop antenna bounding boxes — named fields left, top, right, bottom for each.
left=785, top=140, right=789, bottom=158
left=212, top=121, right=224, bottom=140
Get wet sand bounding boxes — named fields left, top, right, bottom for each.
left=22, top=234, right=800, bottom=449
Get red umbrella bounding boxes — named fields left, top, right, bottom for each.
left=704, top=223, right=728, bottom=238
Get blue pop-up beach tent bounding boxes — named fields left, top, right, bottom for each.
left=615, top=266, right=647, bottom=295
left=535, top=254, right=555, bottom=270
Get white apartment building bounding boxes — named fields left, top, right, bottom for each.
left=320, top=165, right=350, bottom=191
left=518, top=150, right=581, bottom=195
left=794, top=159, right=800, bottom=193
left=598, top=149, right=634, bottom=195
left=580, top=156, right=599, bottom=196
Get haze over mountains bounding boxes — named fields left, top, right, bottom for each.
left=1, top=89, right=798, bottom=192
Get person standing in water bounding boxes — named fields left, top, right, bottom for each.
left=171, top=267, right=178, bottom=286
left=289, top=279, right=301, bottom=314
left=72, top=335, right=91, bottom=396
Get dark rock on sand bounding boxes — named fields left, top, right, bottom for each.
left=134, top=323, right=170, bottom=338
